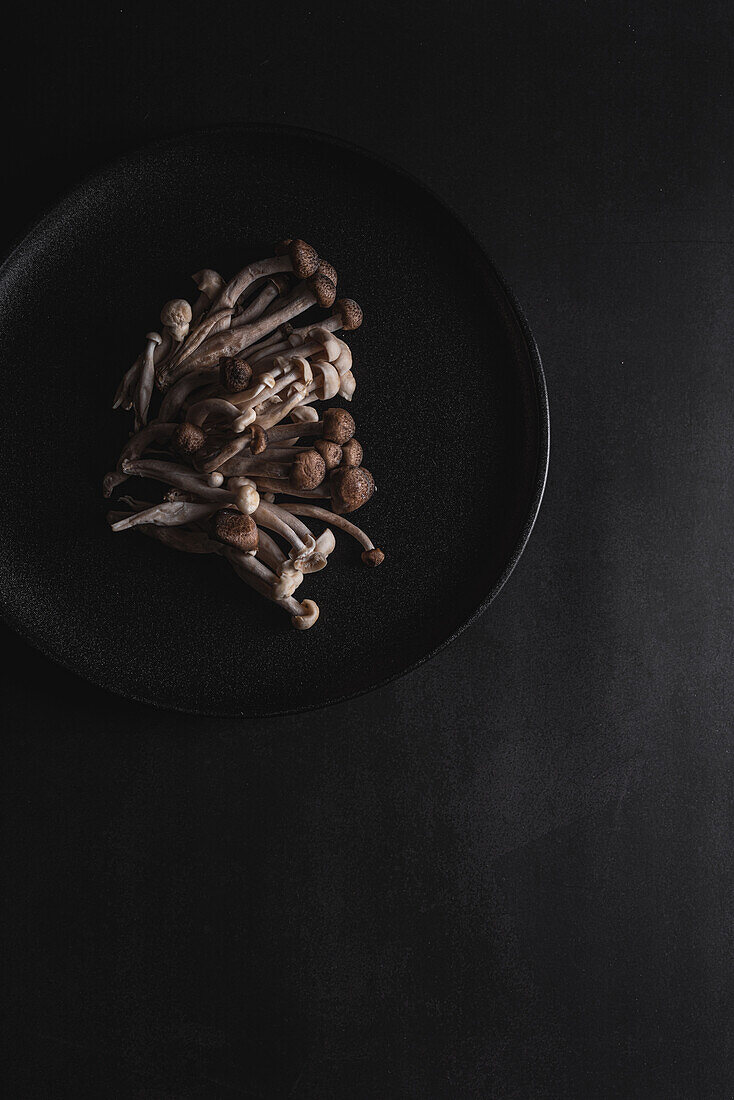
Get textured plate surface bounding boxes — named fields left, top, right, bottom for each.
left=0, top=127, right=548, bottom=716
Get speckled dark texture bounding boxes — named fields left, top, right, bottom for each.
left=0, top=129, right=548, bottom=715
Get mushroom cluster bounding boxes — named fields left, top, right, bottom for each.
left=105, top=239, right=384, bottom=629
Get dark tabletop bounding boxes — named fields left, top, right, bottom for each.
left=2, top=3, right=732, bottom=1097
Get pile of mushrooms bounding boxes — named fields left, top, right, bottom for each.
left=105, top=239, right=383, bottom=629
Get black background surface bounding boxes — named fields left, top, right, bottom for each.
left=1, top=2, right=732, bottom=1097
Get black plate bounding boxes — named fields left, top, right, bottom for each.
left=0, top=127, right=549, bottom=716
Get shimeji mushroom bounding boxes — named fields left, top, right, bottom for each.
left=329, top=466, right=376, bottom=514
left=277, top=503, right=385, bottom=566
left=113, top=329, right=173, bottom=411
left=160, top=240, right=321, bottom=384
left=107, top=242, right=379, bottom=630
left=216, top=239, right=321, bottom=312
left=164, top=273, right=337, bottom=383
left=264, top=407, right=356, bottom=446
left=227, top=543, right=321, bottom=628
left=119, top=459, right=234, bottom=501
left=229, top=448, right=327, bottom=493
left=133, top=332, right=163, bottom=429
left=248, top=465, right=376, bottom=515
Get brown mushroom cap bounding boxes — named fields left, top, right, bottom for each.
left=340, top=438, right=363, bottom=467
left=308, top=273, right=337, bottom=308
left=330, top=466, right=375, bottom=514
left=361, top=547, right=385, bottom=567
left=172, top=421, right=206, bottom=455
left=314, top=439, right=343, bottom=471
left=317, top=259, right=338, bottom=286
left=219, top=356, right=253, bottom=393
left=249, top=425, right=268, bottom=455
left=213, top=509, right=259, bottom=552
left=322, top=407, right=356, bottom=445
left=290, top=449, right=327, bottom=490
left=335, top=297, right=363, bottom=330
left=288, top=239, right=320, bottom=279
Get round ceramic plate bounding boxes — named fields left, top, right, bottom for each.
left=0, top=127, right=549, bottom=716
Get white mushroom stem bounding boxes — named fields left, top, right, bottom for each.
left=271, top=405, right=320, bottom=447
left=134, top=332, right=163, bottom=429
left=120, top=459, right=233, bottom=501
left=277, top=504, right=377, bottom=553
left=231, top=278, right=283, bottom=327
left=307, top=326, right=342, bottom=363
left=113, top=332, right=172, bottom=411
left=164, top=253, right=311, bottom=381
left=246, top=331, right=339, bottom=373
left=223, top=546, right=307, bottom=618
left=165, top=283, right=332, bottom=382
left=246, top=327, right=300, bottom=363
left=256, top=529, right=287, bottom=572
left=331, top=337, right=352, bottom=376
left=102, top=422, right=177, bottom=497
left=253, top=502, right=313, bottom=555
left=254, top=387, right=314, bottom=431
left=267, top=502, right=318, bottom=548
left=310, top=358, right=341, bottom=400
left=290, top=406, right=320, bottom=423
left=295, top=528, right=336, bottom=574
left=338, top=371, right=356, bottom=401
left=186, top=397, right=245, bottom=429
left=110, top=500, right=219, bottom=531
left=197, top=435, right=251, bottom=473
left=158, top=370, right=216, bottom=422
left=272, top=314, right=345, bottom=347
left=216, top=255, right=308, bottom=313
left=272, top=562, right=306, bottom=599
left=249, top=476, right=329, bottom=498
left=262, top=418, right=330, bottom=444
left=232, top=357, right=312, bottom=414
left=217, top=447, right=310, bottom=477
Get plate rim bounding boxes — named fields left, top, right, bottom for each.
left=0, top=123, right=550, bottom=719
